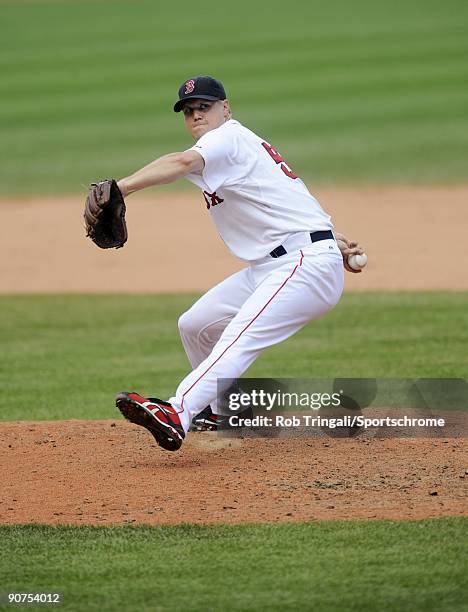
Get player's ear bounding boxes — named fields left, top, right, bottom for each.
left=223, top=99, right=231, bottom=120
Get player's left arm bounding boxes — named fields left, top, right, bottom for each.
left=117, top=150, right=204, bottom=197
left=335, top=231, right=364, bottom=274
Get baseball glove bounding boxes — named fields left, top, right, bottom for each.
left=84, top=179, right=128, bottom=249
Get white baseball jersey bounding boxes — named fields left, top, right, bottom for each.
left=185, top=119, right=333, bottom=261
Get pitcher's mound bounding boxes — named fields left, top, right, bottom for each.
left=1, top=420, right=466, bottom=525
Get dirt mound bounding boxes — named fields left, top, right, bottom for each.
left=1, top=420, right=466, bottom=525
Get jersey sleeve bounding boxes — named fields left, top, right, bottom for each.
left=187, top=124, right=256, bottom=193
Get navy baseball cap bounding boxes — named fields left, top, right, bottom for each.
left=174, top=76, right=226, bottom=112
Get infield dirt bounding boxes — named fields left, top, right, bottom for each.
left=2, top=186, right=468, bottom=293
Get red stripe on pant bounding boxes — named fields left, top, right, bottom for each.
left=179, top=250, right=304, bottom=412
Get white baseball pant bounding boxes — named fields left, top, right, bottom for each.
left=168, top=238, right=344, bottom=433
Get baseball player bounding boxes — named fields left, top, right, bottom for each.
left=114, top=76, right=364, bottom=452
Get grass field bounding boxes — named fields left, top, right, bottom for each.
left=1, top=519, right=467, bottom=612
left=1, top=0, right=468, bottom=193
left=1, top=292, right=467, bottom=421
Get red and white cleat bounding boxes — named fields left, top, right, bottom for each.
left=116, top=392, right=185, bottom=452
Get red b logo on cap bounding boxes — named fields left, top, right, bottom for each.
left=185, top=79, right=195, bottom=94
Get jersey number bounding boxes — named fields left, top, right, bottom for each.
left=261, top=142, right=298, bottom=179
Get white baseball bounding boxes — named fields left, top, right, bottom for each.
left=348, top=253, right=368, bottom=270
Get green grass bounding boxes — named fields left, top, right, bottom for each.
left=1, top=292, right=467, bottom=421
left=1, top=0, right=468, bottom=193
left=1, top=519, right=467, bottom=612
